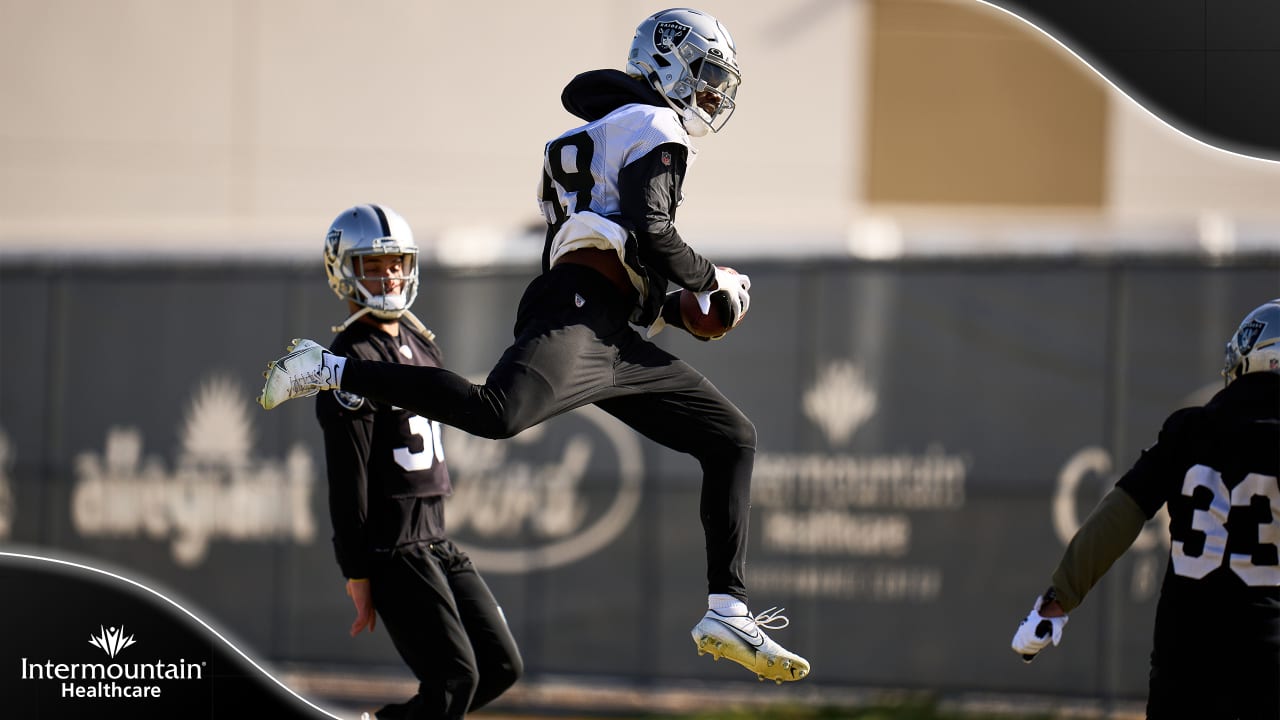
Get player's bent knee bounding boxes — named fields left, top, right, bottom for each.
left=694, top=420, right=756, bottom=466
left=494, top=657, right=523, bottom=693
left=714, top=414, right=757, bottom=454
left=480, top=416, right=531, bottom=441
left=733, top=416, right=757, bottom=451
left=458, top=407, right=532, bottom=440
left=469, top=656, right=523, bottom=711
left=442, top=671, right=479, bottom=705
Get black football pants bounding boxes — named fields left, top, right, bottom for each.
left=343, top=263, right=757, bottom=600
left=1145, top=596, right=1280, bottom=720
left=371, top=540, right=522, bottom=720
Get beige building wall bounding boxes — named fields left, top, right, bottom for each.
left=867, top=0, right=1105, bottom=207
left=0, top=0, right=1276, bottom=258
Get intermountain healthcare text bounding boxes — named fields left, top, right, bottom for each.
left=21, top=658, right=204, bottom=698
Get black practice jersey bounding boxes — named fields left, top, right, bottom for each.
left=1117, top=372, right=1280, bottom=652
left=316, top=322, right=452, bottom=579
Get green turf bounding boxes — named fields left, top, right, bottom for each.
left=643, top=702, right=1056, bottom=720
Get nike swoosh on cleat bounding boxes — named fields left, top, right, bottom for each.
left=709, top=618, right=764, bottom=648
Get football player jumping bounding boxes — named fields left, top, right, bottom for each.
left=1013, top=298, right=1280, bottom=720
left=259, top=9, right=809, bottom=684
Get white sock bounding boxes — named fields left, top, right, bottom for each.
left=708, top=594, right=748, bottom=616
left=328, top=354, right=346, bottom=388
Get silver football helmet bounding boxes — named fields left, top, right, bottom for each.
left=627, top=8, right=740, bottom=137
left=323, top=204, right=431, bottom=336
left=1223, top=298, right=1280, bottom=385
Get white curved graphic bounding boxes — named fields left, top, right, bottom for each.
left=446, top=404, right=645, bottom=573
left=976, top=0, right=1280, bottom=165
left=0, top=549, right=343, bottom=719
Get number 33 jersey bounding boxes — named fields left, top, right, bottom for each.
left=1117, top=372, right=1280, bottom=645
left=316, top=322, right=452, bottom=579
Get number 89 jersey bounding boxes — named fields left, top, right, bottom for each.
left=538, top=102, right=690, bottom=231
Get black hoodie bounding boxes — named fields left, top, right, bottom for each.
left=543, top=69, right=718, bottom=327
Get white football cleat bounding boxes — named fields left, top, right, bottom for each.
left=257, top=339, right=341, bottom=410
left=691, top=606, right=810, bottom=683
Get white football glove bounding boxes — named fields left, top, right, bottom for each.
left=704, top=266, right=750, bottom=332
left=1011, top=592, right=1068, bottom=663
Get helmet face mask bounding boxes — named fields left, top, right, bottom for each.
left=678, top=52, right=738, bottom=127
left=628, top=8, right=741, bottom=136
left=1222, top=298, right=1280, bottom=386
left=348, top=251, right=415, bottom=317
left=324, top=204, right=420, bottom=322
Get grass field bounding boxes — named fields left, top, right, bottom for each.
left=471, top=692, right=1145, bottom=720
left=301, top=668, right=1144, bottom=720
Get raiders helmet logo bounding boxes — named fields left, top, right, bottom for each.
left=654, top=21, right=691, bottom=53
left=1237, top=319, right=1266, bottom=354
left=334, top=389, right=365, bottom=411
left=325, top=229, right=342, bottom=259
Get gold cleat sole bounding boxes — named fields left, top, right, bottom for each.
left=691, top=632, right=809, bottom=683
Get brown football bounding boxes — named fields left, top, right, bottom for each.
left=679, top=288, right=733, bottom=339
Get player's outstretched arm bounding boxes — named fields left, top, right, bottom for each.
left=1013, top=486, right=1148, bottom=663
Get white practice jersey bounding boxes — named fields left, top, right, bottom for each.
left=539, top=102, right=694, bottom=242
left=538, top=103, right=696, bottom=299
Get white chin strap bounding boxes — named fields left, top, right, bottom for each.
left=331, top=307, right=435, bottom=341
left=682, top=107, right=711, bottom=137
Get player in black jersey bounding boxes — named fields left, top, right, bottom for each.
left=1013, top=298, right=1280, bottom=720
left=258, top=9, right=809, bottom=683
left=313, top=204, right=521, bottom=720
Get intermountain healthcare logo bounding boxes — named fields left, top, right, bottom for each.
left=88, top=626, right=136, bottom=658
left=753, top=359, right=968, bottom=602
left=803, top=361, right=877, bottom=445
left=20, top=625, right=204, bottom=699
left=71, top=376, right=316, bottom=566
